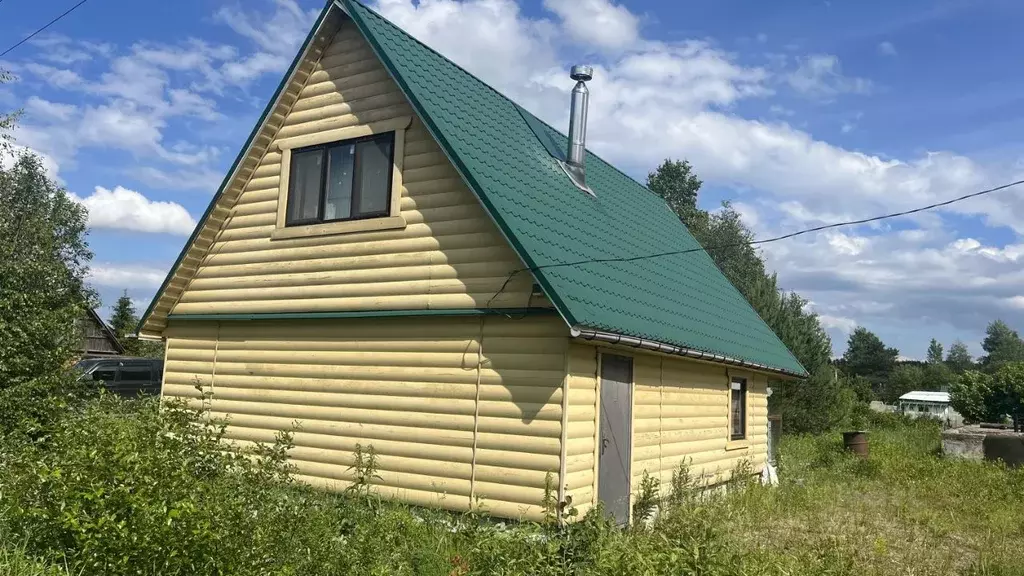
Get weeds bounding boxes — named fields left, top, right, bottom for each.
left=345, top=442, right=382, bottom=500
left=631, top=470, right=659, bottom=525
left=1, top=390, right=1021, bottom=575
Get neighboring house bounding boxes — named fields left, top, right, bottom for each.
left=139, top=0, right=806, bottom=523
left=77, top=308, right=125, bottom=358
left=899, top=391, right=961, bottom=426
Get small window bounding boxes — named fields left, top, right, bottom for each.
left=286, top=132, right=395, bottom=227
left=730, top=377, right=747, bottom=440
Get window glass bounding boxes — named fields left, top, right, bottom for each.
left=287, top=149, right=323, bottom=224
left=324, top=144, right=355, bottom=221
left=354, top=136, right=393, bottom=217
left=119, top=366, right=152, bottom=382
left=730, top=377, right=746, bottom=440
left=92, top=368, right=116, bottom=382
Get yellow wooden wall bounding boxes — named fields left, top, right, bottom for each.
left=566, top=343, right=769, bottom=517
left=162, top=315, right=568, bottom=520
left=632, top=355, right=769, bottom=493
left=564, top=343, right=599, bottom=517
left=156, top=19, right=536, bottom=322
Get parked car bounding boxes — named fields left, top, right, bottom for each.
left=75, top=357, right=164, bottom=398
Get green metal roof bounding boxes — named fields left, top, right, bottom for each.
left=343, top=0, right=806, bottom=377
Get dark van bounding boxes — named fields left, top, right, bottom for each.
left=75, top=357, right=164, bottom=398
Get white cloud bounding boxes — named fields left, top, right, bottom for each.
left=79, top=102, right=166, bottom=151
left=131, top=165, right=223, bottom=192
left=88, top=264, right=168, bottom=289
left=878, top=41, right=897, bottom=56
left=543, top=0, right=639, bottom=50
left=24, top=97, right=77, bottom=122
left=22, top=63, right=85, bottom=89
left=8, top=0, right=314, bottom=187
left=818, top=313, right=858, bottom=334
left=70, top=186, right=197, bottom=235
left=787, top=54, right=872, bottom=99
left=220, top=51, right=288, bottom=85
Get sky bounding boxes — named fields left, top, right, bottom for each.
left=2, top=0, right=1024, bottom=361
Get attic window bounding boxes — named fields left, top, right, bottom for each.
left=286, top=132, right=395, bottom=226
left=270, top=115, right=412, bottom=240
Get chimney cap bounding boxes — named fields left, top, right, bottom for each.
left=570, top=65, right=593, bottom=82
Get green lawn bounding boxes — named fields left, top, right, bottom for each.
left=1, top=394, right=1022, bottom=575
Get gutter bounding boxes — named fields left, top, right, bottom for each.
left=569, top=326, right=806, bottom=379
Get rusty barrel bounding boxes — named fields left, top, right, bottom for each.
left=843, top=431, right=869, bottom=458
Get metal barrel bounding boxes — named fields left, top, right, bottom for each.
left=843, top=431, right=869, bottom=458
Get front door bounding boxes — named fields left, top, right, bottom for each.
left=598, top=353, right=633, bottom=524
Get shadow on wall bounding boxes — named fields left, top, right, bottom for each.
left=458, top=326, right=560, bottom=426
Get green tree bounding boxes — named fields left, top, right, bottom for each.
left=950, top=370, right=998, bottom=423
left=109, top=290, right=136, bottom=342
left=646, top=158, right=702, bottom=223
left=883, top=364, right=925, bottom=404
left=993, top=362, right=1024, bottom=431
left=922, top=361, right=955, bottom=392
left=744, top=273, right=832, bottom=373
left=771, top=366, right=856, bottom=435
left=945, top=340, right=974, bottom=373
left=926, top=339, right=944, bottom=364
left=1, top=69, right=19, bottom=154
left=0, top=152, right=93, bottom=389
left=841, top=327, right=899, bottom=393
left=108, top=290, right=163, bottom=358
left=981, top=320, right=1024, bottom=371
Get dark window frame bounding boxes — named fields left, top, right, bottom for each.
left=285, top=131, right=396, bottom=227
left=730, top=377, right=747, bottom=440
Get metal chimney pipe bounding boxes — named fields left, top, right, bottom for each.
left=566, top=65, right=593, bottom=181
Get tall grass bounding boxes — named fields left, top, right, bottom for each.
left=1, top=386, right=1021, bottom=575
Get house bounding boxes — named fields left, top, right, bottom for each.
left=78, top=308, right=124, bottom=358
left=899, top=391, right=961, bottom=426
left=138, top=0, right=806, bottom=523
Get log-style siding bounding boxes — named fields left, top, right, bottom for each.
left=632, top=355, right=769, bottom=493
left=564, top=343, right=599, bottom=518
left=163, top=315, right=568, bottom=520
left=566, top=343, right=770, bottom=517
left=147, top=19, right=537, bottom=328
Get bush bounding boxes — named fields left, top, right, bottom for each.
left=951, top=370, right=1000, bottom=423
left=0, top=394, right=394, bottom=575
left=1, top=386, right=1022, bottom=575
left=771, top=366, right=856, bottom=434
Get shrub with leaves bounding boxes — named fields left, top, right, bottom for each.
left=0, top=394, right=352, bottom=576
left=0, top=153, right=93, bottom=390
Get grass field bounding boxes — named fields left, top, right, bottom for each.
left=1, top=394, right=1022, bottom=575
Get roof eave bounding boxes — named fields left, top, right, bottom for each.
left=570, top=325, right=808, bottom=379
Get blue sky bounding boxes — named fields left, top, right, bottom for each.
left=3, top=0, right=1024, bottom=362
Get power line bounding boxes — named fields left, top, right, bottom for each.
left=485, top=177, right=1024, bottom=311
left=0, top=0, right=90, bottom=58
left=530, top=177, right=1024, bottom=274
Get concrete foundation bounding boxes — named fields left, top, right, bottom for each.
left=943, top=425, right=1024, bottom=467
